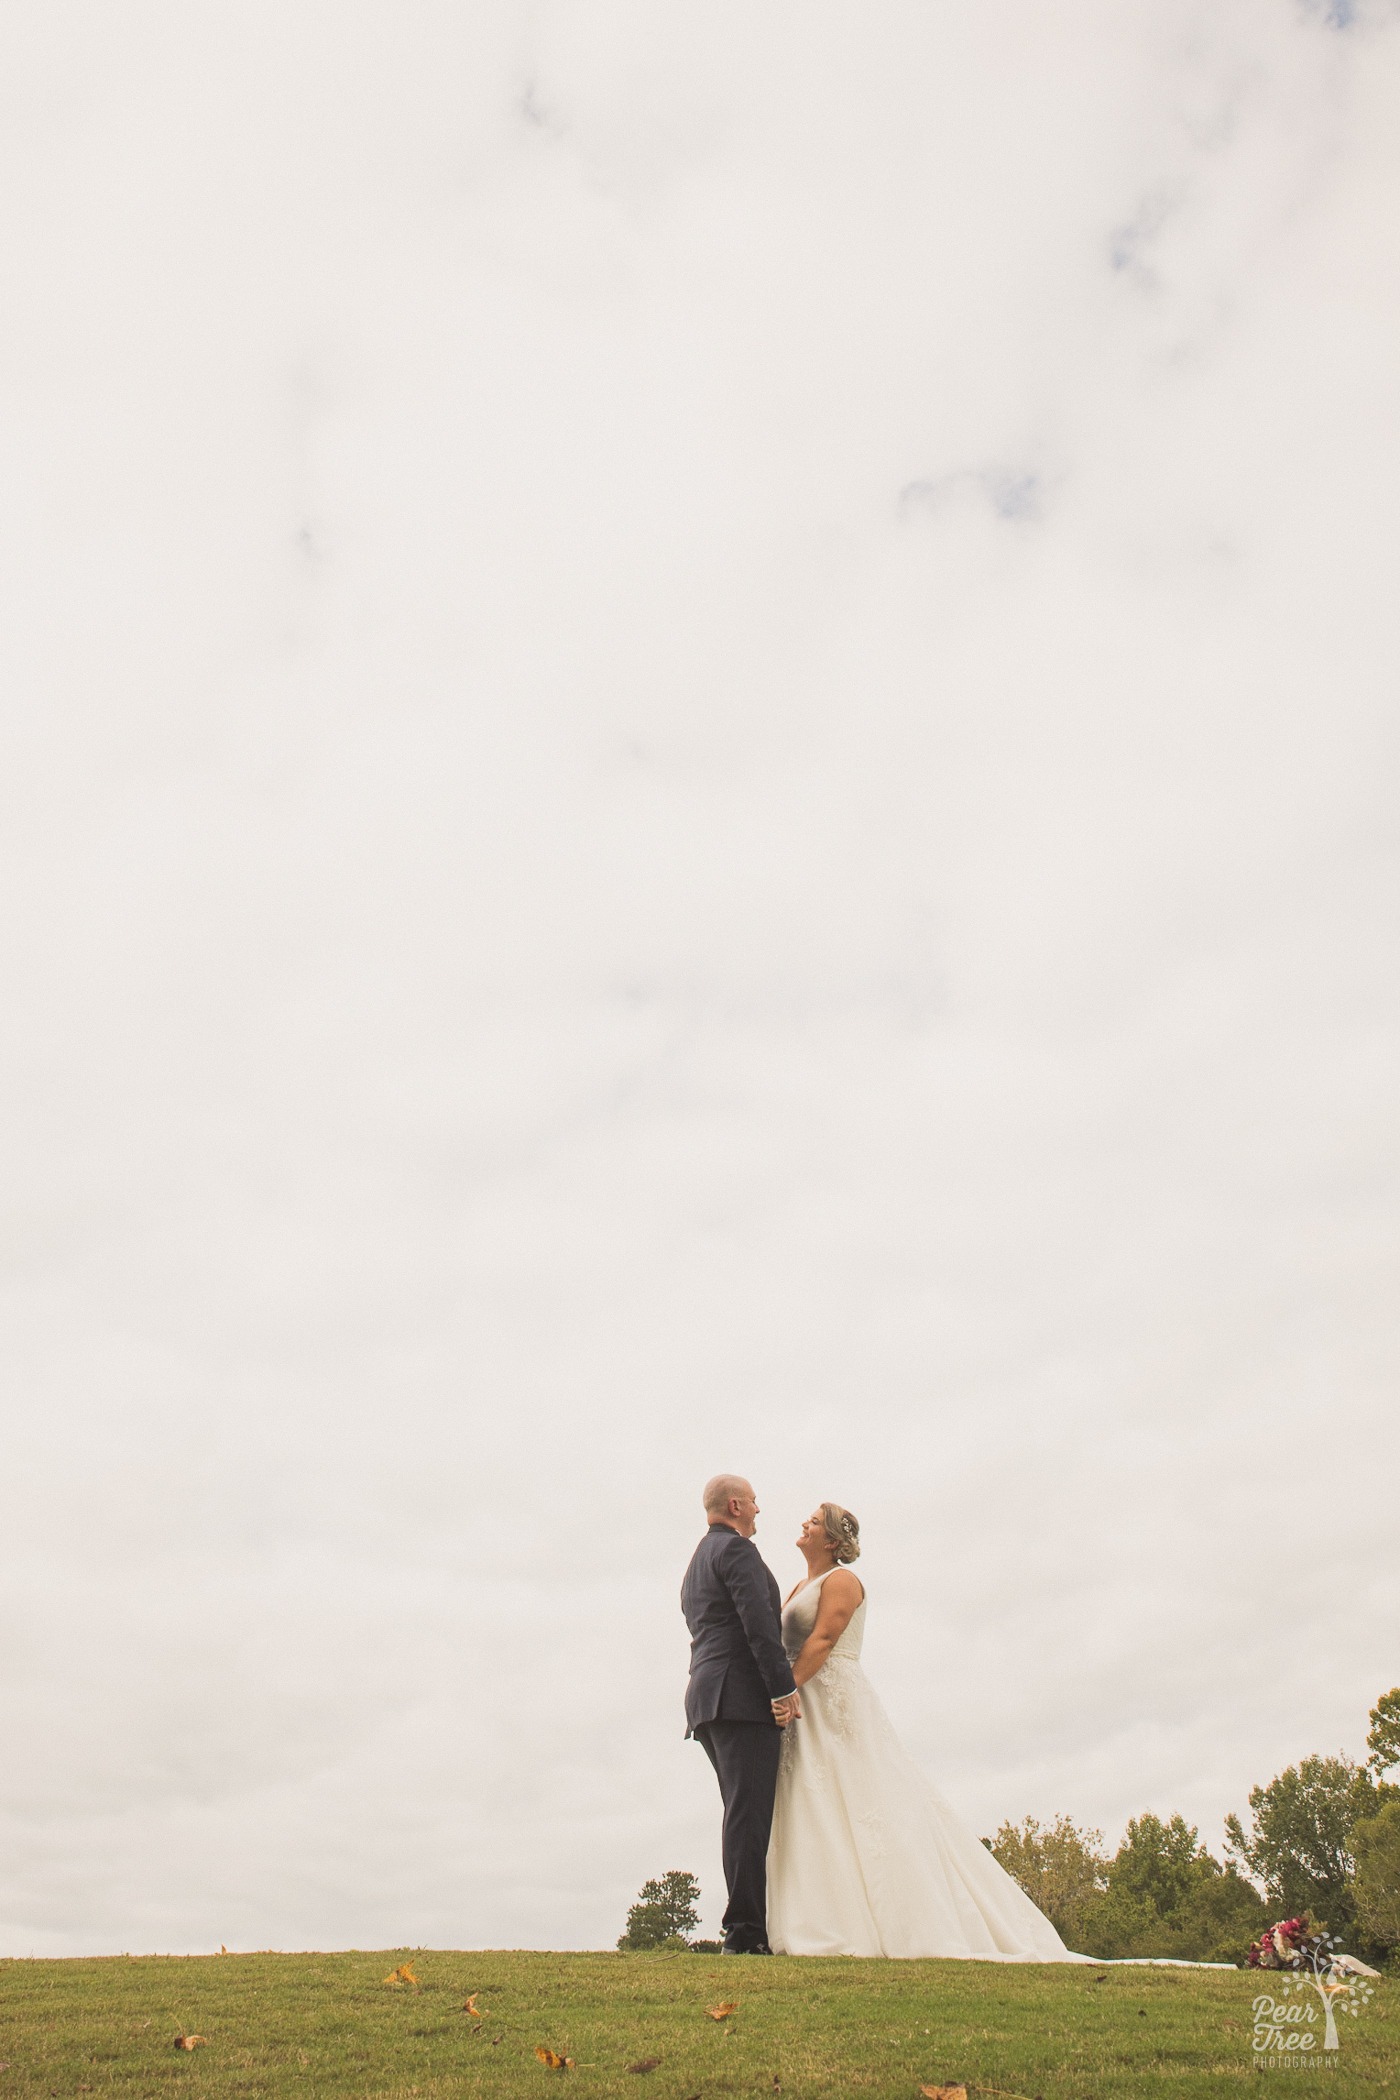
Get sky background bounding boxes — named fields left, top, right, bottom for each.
left=2, top=0, right=1398, bottom=1957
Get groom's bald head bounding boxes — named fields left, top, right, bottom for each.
left=703, top=1474, right=759, bottom=1536
left=703, top=1473, right=751, bottom=1513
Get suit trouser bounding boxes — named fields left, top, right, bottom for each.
left=694, top=1719, right=783, bottom=1951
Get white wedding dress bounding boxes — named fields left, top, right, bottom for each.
left=766, top=1570, right=1080, bottom=1960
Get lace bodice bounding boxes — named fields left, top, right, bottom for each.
left=780, top=1567, right=866, bottom=1662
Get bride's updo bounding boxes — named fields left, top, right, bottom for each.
left=820, top=1502, right=861, bottom=1564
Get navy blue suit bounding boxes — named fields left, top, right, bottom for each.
left=681, top=1524, right=797, bottom=1951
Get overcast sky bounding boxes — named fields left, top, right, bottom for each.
left=2, top=0, right=1398, bottom=1958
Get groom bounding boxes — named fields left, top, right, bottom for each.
left=681, top=1474, right=800, bottom=1954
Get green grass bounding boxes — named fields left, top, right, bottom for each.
left=0, top=1949, right=1393, bottom=2100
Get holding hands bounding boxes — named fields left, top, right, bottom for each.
left=771, top=1691, right=802, bottom=1727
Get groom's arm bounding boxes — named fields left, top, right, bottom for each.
left=718, top=1537, right=797, bottom=1701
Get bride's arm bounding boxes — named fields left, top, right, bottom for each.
left=790, top=1570, right=863, bottom=1688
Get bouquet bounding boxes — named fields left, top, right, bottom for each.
left=1248, top=1914, right=1382, bottom=1982
left=1247, top=1917, right=1321, bottom=1970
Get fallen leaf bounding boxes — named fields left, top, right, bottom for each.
left=628, top=2059, right=662, bottom=2074
left=771, top=2080, right=782, bottom=2093
left=535, top=2047, right=574, bottom=2070
left=384, top=1963, right=420, bottom=1988
left=707, top=2003, right=737, bottom=2021
left=919, top=2086, right=967, bottom=2099
left=173, top=2034, right=207, bottom=2052
left=463, top=1994, right=484, bottom=2019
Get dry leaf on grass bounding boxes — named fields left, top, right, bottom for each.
left=383, top=1963, right=419, bottom=1988
left=173, top=2034, right=207, bottom=2052
left=707, top=2003, right=737, bottom=2021
left=627, top=2060, right=662, bottom=2075
left=463, top=1994, right=484, bottom=2020
left=535, top=2047, right=575, bottom=2070
left=918, top=2086, right=966, bottom=2100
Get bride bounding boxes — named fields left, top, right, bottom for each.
left=766, top=1502, right=1079, bottom=1960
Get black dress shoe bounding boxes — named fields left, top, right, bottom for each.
left=722, top=1942, right=773, bottom=1955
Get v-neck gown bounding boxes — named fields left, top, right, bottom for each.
left=766, top=1570, right=1079, bottom=1960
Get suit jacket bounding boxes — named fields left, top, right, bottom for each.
left=681, top=1524, right=797, bottom=1733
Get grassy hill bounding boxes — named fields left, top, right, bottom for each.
left=0, top=1948, right=1393, bottom=2100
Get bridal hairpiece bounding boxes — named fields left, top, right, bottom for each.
left=820, top=1502, right=860, bottom=1560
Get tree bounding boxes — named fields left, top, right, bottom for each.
left=1166, top=1862, right=1272, bottom=1963
left=986, top=1815, right=1108, bottom=1945
left=1351, top=1800, right=1400, bottom=1952
left=1075, top=1813, right=1267, bottom=1963
left=617, top=1870, right=702, bottom=1951
left=1367, top=1688, right=1400, bottom=1778
left=1224, top=1754, right=1384, bottom=1937
left=1108, top=1813, right=1214, bottom=1917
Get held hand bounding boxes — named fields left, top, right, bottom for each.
left=771, top=1691, right=802, bottom=1726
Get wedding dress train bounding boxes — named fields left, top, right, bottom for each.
left=766, top=1570, right=1081, bottom=1960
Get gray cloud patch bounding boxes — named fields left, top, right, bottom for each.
left=900, top=467, right=1046, bottom=524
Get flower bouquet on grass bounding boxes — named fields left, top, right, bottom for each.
left=1248, top=1915, right=1380, bottom=1982
left=1248, top=1917, right=1318, bottom=1970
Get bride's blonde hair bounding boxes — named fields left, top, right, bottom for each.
left=820, top=1502, right=861, bottom=1564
